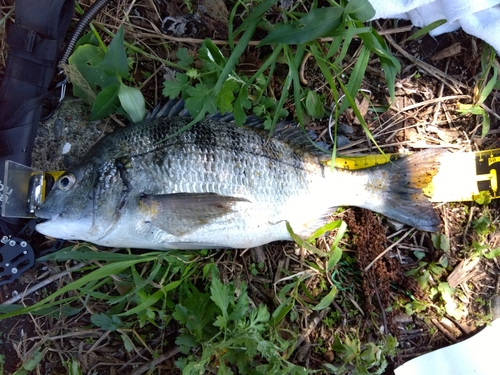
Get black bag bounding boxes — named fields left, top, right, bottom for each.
left=0, top=0, right=74, bottom=235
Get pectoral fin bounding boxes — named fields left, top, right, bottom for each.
left=139, top=193, right=250, bottom=236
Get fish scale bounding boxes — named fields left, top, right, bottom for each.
left=35, top=115, right=443, bottom=250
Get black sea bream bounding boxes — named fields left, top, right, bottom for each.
left=36, top=113, right=441, bottom=250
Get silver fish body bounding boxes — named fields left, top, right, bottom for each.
left=35, top=116, right=441, bottom=249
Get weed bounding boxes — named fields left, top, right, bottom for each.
left=161, top=0, right=400, bottom=148
left=325, top=333, right=398, bottom=375
left=457, top=43, right=498, bottom=137
left=173, top=265, right=310, bottom=374
left=67, top=25, right=146, bottom=122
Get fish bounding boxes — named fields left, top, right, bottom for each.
left=35, top=106, right=442, bottom=250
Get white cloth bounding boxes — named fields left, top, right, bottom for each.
left=395, top=319, right=500, bottom=375
left=368, top=0, right=500, bottom=54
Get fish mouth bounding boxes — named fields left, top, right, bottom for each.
left=35, top=207, right=60, bottom=221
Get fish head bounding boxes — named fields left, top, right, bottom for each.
left=35, top=160, right=127, bottom=241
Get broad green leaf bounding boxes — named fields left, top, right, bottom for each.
left=305, top=89, right=324, bottom=119
left=118, top=83, right=146, bottom=123
left=69, top=44, right=118, bottom=101
left=312, top=286, right=338, bottom=310
left=473, top=190, right=492, bottom=205
left=344, top=0, right=375, bottom=21
left=327, top=246, right=343, bottom=271
left=121, top=333, right=135, bottom=352
left=68, top=359, right=83, bottom=375
left=259, top=7, right=344, bottom=45
left=200, top=38, right=226, bottom=66
left=90, top=84, right=120, bottom=120
left=74, top=31, right=99, bottom=50
left=308, top=220, right=345, bottom=242
left=91, top=313, right=122, bottom=331
left=431, top=232, right=450, bottom=253
left=404, top=19, right=447, bottom=42
left=102, top=25, right=129, bottom=78
left=13, top=349, right=44, bottom=374
left=485, top=247, right=500, bottom=259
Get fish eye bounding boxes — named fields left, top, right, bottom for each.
left=57, top=173, right=76, bottom=191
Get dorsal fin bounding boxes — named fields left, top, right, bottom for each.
left=148, top=99, right=331, bottom=157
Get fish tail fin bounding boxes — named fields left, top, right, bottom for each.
left=360, top=149, right=444, bottom=232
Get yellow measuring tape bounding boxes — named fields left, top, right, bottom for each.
left=333, top=148, right=500, bottom=202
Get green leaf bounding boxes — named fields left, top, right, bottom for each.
left=74, top=32, right=99, bottom=50
left=473, top=190, right=492, bottom=205
left=0, top=255, right=159, bottom=319
left=69, top=44, right=118, bottom=102
left=38, top=248, right=149, bottom=262
left=431, top=233, right=450, bottom=253
left=13, top=349, right=44, bottom=374
left=485, top=247, right=500, bottom=259
left=312, top=286, right=338, bottom=310
left=404, top=19, right=447, bottom=42
left=305, top=89, right=324, bottom=119
left=163, top=72, right=189, bottom=99
left=121, top=332, right=135, bottom=352
left=270, top=296, right=294, bottom=326
left=90, top=84, right=121, bottom=120
left=68, top=359, right=83, bottom=375
left=101, top=25, right=129, bottom=78
left=416, top=270, right=430, bottom=289
left=344, top=0, right=376, bottom=21
left=339, top=45, right=370, bottom=113
left=413, top=251, right=426, bottom=261
left=308, top=220, right=345, bottom=242
left=176, top=47, right=194, bottom=66
left=118, top=83, right=146, bottom=123
left=358, top=30, right=401, bottom=102
left=234, top=93, right=251, bottom=125
left=216, top=79, right=240, bottom=114
left=91, top=313, right=122, bottom=331
left=200, top=38, right=226, bottom=66
left=457, top=104, right=484, bottom=115
left=210, top=270, right=231, bottom=327
left=286, top=222, right=326, bottom=257
left=479, top=64, right=498, bottom=105
left=327, top=246, right=343, bottom=272
left=116, top=288, right=164, bottom=317
left=259, top=7, right=344, bottom=45
left=233, top=0, right=279, bottom=38
left=185, top=83, right=217, bottom=117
